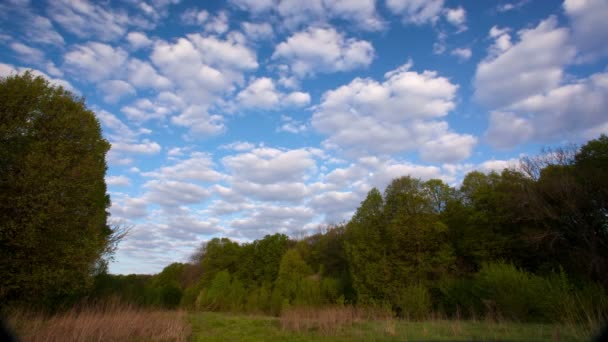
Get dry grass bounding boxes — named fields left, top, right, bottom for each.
left=6, top=301, right=190, bottom=342
left=279, top=305, right=391, bottom=334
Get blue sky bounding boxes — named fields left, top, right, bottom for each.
left=1, top=0, right=607, bottom=274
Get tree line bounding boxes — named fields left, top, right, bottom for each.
left=94, top=135, right=608, bottom=322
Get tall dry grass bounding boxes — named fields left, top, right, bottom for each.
left=279, top=305, right=392, bottom=334
left=6, top=301, right=190, bottom=342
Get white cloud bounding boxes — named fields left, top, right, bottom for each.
left=222, top=147, right=317, bottom=184
left=477, top=16, right=608, bottom=148
left=230, top=0, right=274, bottom=14
left=420, top=133, right=478, bottom=163
left=278, top=115, right=307, bottom=134
left=451, top=47, right=472, bottom=61
left=231, top=0, right=383, bottom=31
left=497, top=1, right=529, bottom=13
left=48, top=0, right=130, bottom=41
left=181, top=8, right=209, bottom=25
left=106, top=175, right=131, bottom=186
left=444, top=6, right=466, bottom=31
left=0, top=63, right=74, bottom=91
left=563, top=0, right=608, bottom=61
left=484, top=111, right=534, bottom=149
left=235, top=77, right=311, bottom=110
left=127, top=31, right=153, bottom=50
left=99, top=80, right=136, bottom=103
left=236, top=77, right=281, bottom=109
left=144, top=180, right=210, bottom=207
left=386, top=0, right=444, bottom=25
left=121, top=97, right=174, bottom=122
left=312, top=60, right=476, bottom=161
left=127, top=58, right=172, bottom=90
left=109, top=194, right=148, bottom=219
left=204, top=11, right=229, bottom=35
left=272, top=26, right=374, bottom=77
left=220, top=141, right=256, bottom=151
left=10, top=42, right=45, bottom=64
left=242, top=22, right=274, bottom=40
left=64, top=42, right=128, bottom=82
left=172, top=105, right=225, bottom=136
left=228, top=203, right=315, bottom=238
left=151, top=33, right=257, bottom=105
left=111, top=139, right=162, bottom=154
left=474, top=17, right=574, bottom=108
left=142, top=152, right=223, bottom=182
left=322, top=0, right=385, bottom=31
left=24, top=15, right=65, bottom=46
left=491, top=72, right=608, bottom=147
left=309, top=191, right=359, bottom=222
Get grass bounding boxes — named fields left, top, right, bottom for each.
left=6, top=304, right=599, bottom=341
left=189, top=311, right=596, bottom=341
left=7, top=302, right=190, bottom=342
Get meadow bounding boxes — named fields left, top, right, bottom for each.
left=7, top=304, right=600, bottom=341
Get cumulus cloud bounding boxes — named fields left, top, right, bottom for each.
left=272, top=26, right=374, bottom=77
left=48, top=0, right=130, bottom=41
left=230, top=0, right=383, bottom=31
left=477, top=16, right=608, bottom=148
left=444, top=6, right=466, bottom=31
left=451, top=47, right=472, bottom=61
left=127, top=58, right=172, bottom=90
left=277, top=115, right=308, bottom=134
left=151, top=33, right=257, bottom=105
left=235, top=77, right=310, bottom=110
left=171, top=105, right=225, bottom=136
left=106, top=175, right=131, bottom=186
left=10, top=42, right=45, bottom=64
left=99, top=80, right=136, bottom=103
left=126, top=32, right=153, bottom=50
left=142, top=152, right=223, bottom=182
left=63, top=42, right=128, bottom=82
left=312, top=60, right=476, bottom=161
left=223, top=147, right=317, bottom=184
left=144, top=180, right=211, bottom=207
left=228, top=203, right=316, bottom=238
left=475, top=17, right=574, bottom=108
left=563, top=0, right=608, bottom=61
left=386, top=0, right=444, bottom=25
left=242, top=22, right=274, bottom=40
left=111, top=139, right=162, bottom=155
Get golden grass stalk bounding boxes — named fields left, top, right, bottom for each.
left=6, top=301, right=190, bottom=342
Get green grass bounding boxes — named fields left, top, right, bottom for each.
left=189, top=312, right=593, bottom=341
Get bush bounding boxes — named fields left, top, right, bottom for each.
left=472, top=262, right=545, bottom=320
left=438, top=277, right=481, bottom=318
left=395, top=283, right=431, bottom=320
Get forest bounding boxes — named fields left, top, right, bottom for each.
left=91, top=133, right=608, bottom=324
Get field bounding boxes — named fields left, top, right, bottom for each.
left=7, top=305, right=599, bottom=341
left=189, top=312, right=593, bottom=342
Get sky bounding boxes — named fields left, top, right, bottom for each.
left=1, top=0, right=607, bottom=274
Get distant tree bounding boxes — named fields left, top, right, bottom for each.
left=198, top=238, right=241, bottom=285
left=0, top=72, right=117, bottom=308
left=275, top=249, right=313, bottom=305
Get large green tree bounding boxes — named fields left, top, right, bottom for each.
left=0, top=72, right=113, bottom=307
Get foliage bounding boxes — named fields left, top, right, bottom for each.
left=0, top=72, right=119, bottom=309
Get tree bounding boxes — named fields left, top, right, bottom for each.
left=520, top=135, right=608, bottom=286
left=0, top=72, right=115, bottom=308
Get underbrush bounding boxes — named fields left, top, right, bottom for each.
left=6, top=301, right=190, bottom=342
